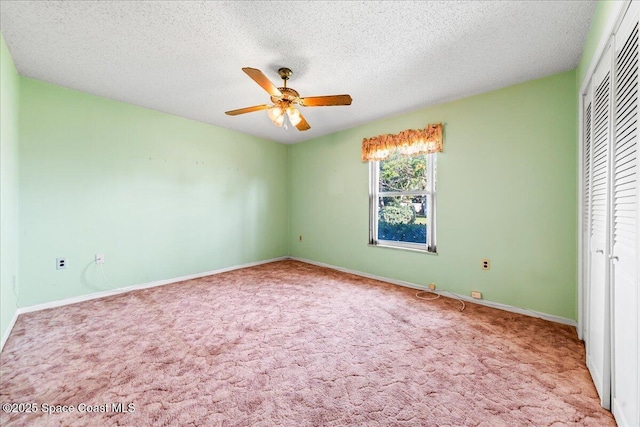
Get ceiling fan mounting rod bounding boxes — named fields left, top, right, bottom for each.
left=278, top=67, right=292, bottom=88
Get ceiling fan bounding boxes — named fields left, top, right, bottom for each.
left=225, top=67, right=352, bottom=131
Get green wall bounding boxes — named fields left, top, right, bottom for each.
left=17, top=78, right=288, bottom=306
left=0, top=34, right=20, bottom=340
left=289, top=70, right=578, bottom=320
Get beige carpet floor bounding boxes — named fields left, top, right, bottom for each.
left=0, top=260, right=615, bottom=426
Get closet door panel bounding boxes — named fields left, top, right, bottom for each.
left=588, top=43, right=613, bottom=409
left=611, top=3, right=639, bottom=425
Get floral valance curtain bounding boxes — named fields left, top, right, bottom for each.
left=361, top=123, right=443, bottom=161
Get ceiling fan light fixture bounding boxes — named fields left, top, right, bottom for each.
left=286, top=106, right=302, bottom=126
left=267, top=105, right=285, bottom=126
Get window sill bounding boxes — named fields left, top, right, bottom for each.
left=368, top=242, right=438, bottom=255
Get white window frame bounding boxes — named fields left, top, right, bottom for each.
left=369, top=153, right=437, bottom=253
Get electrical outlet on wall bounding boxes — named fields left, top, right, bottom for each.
left=481, top=259, right=490, bottom=270
left=428, top=283, right=436, bottom=291
left=471, top=291, right=482, bottom=299
left=56, top=258, right=67, bottom=270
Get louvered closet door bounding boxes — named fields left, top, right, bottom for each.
left=587, top=43, right=613, bottom=409
left=611, top=3, right=639, bottom=426
left=583, top=90, right=593, bottom=344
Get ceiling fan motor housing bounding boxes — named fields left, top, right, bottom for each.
left=271, top=87, right=300, bottom=105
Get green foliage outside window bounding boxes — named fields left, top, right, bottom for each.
left=379, top=151, right=427, bottom=192
left=378, top=205, right=416, bottom=225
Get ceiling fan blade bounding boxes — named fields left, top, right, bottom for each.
left=295, top=113, right=311, bottom=131
left=242, top=67, right=283, bottom=97
left=298, top=94, right=352, bottom=107
left=225, top=104, right=271, bottom=116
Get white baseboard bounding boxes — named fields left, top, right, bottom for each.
left=289, top=256, right=578, bottom=328
left=0, top=256, right=287, bottom=352
left=2, top=255, right=577, bottom=353
left=18, top=256, right=288, bottom=315
left=1, top=309, right=20, bottom=353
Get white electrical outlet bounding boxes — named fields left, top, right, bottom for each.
left=95, top=254, right=105, bottom=264
left=482, top=259, right=491, bottom=270
left=471, top=291, right=482, bottom=299
left=56, top=258, right=67, bottom=270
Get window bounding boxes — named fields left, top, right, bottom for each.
left=369, top=150, right=436, bottom=252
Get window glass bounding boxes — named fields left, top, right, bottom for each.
left=370, top=150, right=436, bottom=252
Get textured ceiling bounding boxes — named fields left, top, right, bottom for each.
left=0, top=1, right=595, bottom=144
